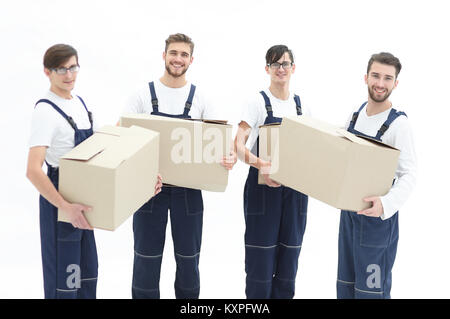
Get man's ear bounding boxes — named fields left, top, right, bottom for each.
left=393, top=79, right=399, bottom=89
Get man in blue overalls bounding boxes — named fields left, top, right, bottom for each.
left=26, top=44, right=98, bottom=298
left=124, top=33, right=235, bottom=299
left=234, top=45, right=311, bottom=298
left=337, top=52, right=417, bottom=298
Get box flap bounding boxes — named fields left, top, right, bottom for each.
left=335, top=128, right=375, bottom=146
left=285, top=116, right=341, bottom=136
left=121, top=113, right=185, bottom=124
left=96, top=125, right=125, bottom=137
left=88, top=125, right=159, bottom=169
left=202, top=119, right=228, bottom=125
left=122, top=113, right=229, bottom=126
left=259, top=123, right=281, bottom=128
left=61, top=133, right=114, bottom=161
left=355, top=134, right=400, bottom=150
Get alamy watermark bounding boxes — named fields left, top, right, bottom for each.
left=66, top=264, right=81, bottom=289
left=366, top=264, right=381, bottom=289
left=169, top=123, right=280, bottom=173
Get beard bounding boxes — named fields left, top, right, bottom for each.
left=165, top=62, right=189, bottom=78
left=368, top=86, right=393, bottom=103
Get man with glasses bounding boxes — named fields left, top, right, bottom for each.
left=123, top=33, right=236, bottom=299
left=234, top=45, right=311, bottom=298
left=26, top=44, right=98, bottom=298
left=336, top=52, right=417, bottom=298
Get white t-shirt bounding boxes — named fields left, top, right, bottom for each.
left=240, top=89, right=312, bottom=155
left=345, top=104, right=417, bottom=220
left=123, top=79, right=215, bottom=119
left=29, top=90, right=96, bottom=167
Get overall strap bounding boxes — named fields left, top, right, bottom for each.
left=148, top=81, right=159, bottom=113
left=293, top=94, right=302, bottom=115
left=183, top=84, right=196, bottom=116
left=35, top=99, right=77, bottom=130
left=76, top=95, right=93, bottom=126
left=348, top=101, right=368, bottom=130
left=375, top=108, right=407, bottom=139
left=259, top=91, right=273, bottom=118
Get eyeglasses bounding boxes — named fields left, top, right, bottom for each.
left=51, top=65, right=80, bottom=75
left=267, top=61, right=293, bottom=69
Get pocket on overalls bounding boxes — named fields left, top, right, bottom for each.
left=244, top=180, right=266, bottom=216
left=360, top=216, right=391, bottom=248
left=57, top=221, right=83, bottom=242
left=136, top=198, right=154, bottom=214
left=184, top=188, right=203, bottom=216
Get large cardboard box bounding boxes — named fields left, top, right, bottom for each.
left=258, top=116, right=400, bottom=211
left=58, top=125, right=159, bottom=231
left=120, top=114, right=232, bottom=192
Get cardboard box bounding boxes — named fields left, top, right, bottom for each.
left=120, top=114, right=232, bottom=192
left=258, top=116, right=400, bottom=211
left=58, top=125, right=159, bottom=231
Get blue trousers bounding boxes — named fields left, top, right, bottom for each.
left=39, top=167, right=98, bottom=299
left=132, top=186, right=203, bottom=299
left=337, top=210, right=399, bottom=299
left=243, top=167, right=308, bottom=299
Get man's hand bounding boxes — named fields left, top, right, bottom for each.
left=154, top=174, right=163, bottom=196
left=357, top=196, right=384, bottom=218
left=220, top=149, right=237, bottom=170
left=259, top=159, right=281, bottom=188
left=61, top=202, right=93, bottom=230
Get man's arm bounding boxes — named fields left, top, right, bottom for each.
left=358, top=119, right=417, bottom=219
left=234, top=121, right=280, bottom=187
left=26, top=146, right=93, bottom=229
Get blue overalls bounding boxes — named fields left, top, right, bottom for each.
left=243, top=91, right=308, bottom=299
left=337, top=102, right=406, bottom=299
left=132, top=81, right=204, bottom=299
left=36, top=96, right=98, bottom=299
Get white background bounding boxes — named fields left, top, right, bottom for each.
left=1, top=0, right=449, bottom=299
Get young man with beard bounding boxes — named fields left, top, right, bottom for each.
left=234, top=45, right=311, bottom=298
left=336, top=52, right=417, bottom=299
left=124, top=33, right=236, bottom=299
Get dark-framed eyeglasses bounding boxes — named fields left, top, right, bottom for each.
left=267, top=61, right=293, bottom=69
left=51, top=65, right=80, bottom=75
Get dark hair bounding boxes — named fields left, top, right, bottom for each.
left=43, top=44, right=78, bottom=69
left=165, top=33, right=194, bottom=55
left=265, top=45, right=294, bottom=65
left=367, top=52, right=402, bottom=78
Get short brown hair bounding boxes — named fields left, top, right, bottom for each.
left=43, top=44, right=78, bottom=69
left=165, top=33, right=194, bottom=55
left=266, top=45, right=294, bottom=65
left=367, top=52, right=402, bottom=78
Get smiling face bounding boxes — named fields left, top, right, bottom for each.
left=365, top=61, right=398, bottom=103
left=163, top=42, right=193, bottom=78
left=44, top=55, right=78, bottom=97
left=265, top=52, right=295, bottom=85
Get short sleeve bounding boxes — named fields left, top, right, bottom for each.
left=240, top=95, right=262, bottom=130
left=123, top=88, right=146, bottom=115
left=29, top=104, right=57, bottom=148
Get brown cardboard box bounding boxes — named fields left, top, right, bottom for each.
left=259, top=116, right=400, bottom=211
left=58, top=125, right=159, bottom=231
left=120, top=114, right=232, bottom=192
